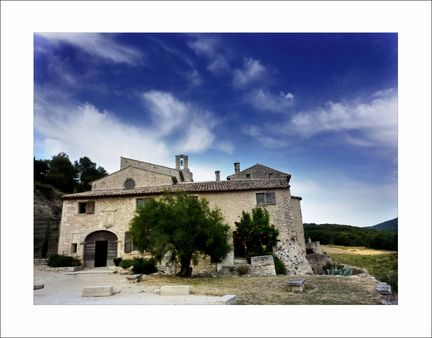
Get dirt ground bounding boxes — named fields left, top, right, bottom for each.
left=33, top=266, right=231, bottom=305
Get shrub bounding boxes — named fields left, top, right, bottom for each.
left=113, top=257, right=122, bottom=266
left=119, top=257, right=158, bottom=274
left=237, top=265, right=250, bottom=276
left=119, top=259, right=134, bottom=269
left=273, top=255, right=287, bottom=275
left=47, top=254, right=81, bottom=267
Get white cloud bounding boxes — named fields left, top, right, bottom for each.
left=178, top=123, right=215, bottom=153
left=188, top=36, right=220, bottom=58
left=187, top=69, right=203, bottom=86
left=289, top=89, right=397, bottom=147
left=243, top=125, right=288, bottom=149
left=217, top=141, right=234, bottom=155
left=142, top=91, right=189, bottom=135
left=292, top=176, right=397, bottom=227
left=233, top=58, right=267, bottom=88
left=36, top=33, right=142, bottom=64
left=245, top=89, right=294, bottom=113
left=207, top=56, right=230, bottom=75
left=35, top=99, right=171, bottom=173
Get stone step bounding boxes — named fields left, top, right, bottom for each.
left=234, top=258, right=248, bottom=265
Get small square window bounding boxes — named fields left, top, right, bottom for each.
left=268, top=173, right=273, bottom=178
left=136, top=198, right=146, bottom=210
left=78, top=201, right=95, bottom=214
left=256, top=192, right=276, bottom=205
left=246, top=173, right=251, bottom=179
left=71, top=243, right=77, bottom=253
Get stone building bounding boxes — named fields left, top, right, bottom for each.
left=58, top=155, right=312, bottom=274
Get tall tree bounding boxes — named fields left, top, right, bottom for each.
left=74, top=156, right=108, bottom=191
left=34, top=157, right=50, bottom=184
left=129, top=193, right=231, bottom=277
left=46, top=152, right=78, bottom=193
left=234, top=207, right=279, bottom=260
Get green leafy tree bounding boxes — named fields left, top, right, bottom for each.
left=129, top=193, right=231, bottom=277
left=46, top=153, right=78, bottom=193
left=74, top=156, right=108, bottom=191
left=34, top=158, right=50, bottom=184
left=234, top=207, right=279, bottom=260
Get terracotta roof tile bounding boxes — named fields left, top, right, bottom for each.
left=63, top=179, right=290, bottom=200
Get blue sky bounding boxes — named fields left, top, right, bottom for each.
left=34, top=33, right=398, bottom=227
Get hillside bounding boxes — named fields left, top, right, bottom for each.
left=34, top=182, right=63, bottom=258
left=304, top=221, right=397, bottom=251
left=366, top=218, right=398, bottom=232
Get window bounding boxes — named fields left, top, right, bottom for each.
left=179, top=158, right=184, bottom=169
left=136, top=198, right=146, bottom=210
left=268, top=173, right=273, bottom=179
left=124, top=178, right=136, bottom=190
left=71, top=243, right=77, bottom=253
left=246, top=173, right=251, bottom=179
left=124, top=231, right=134, bottom=253
left=78, top=201, right=95, bottom=214
left=256, top=192, right=276, bottom=205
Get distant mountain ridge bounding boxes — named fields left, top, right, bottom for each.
left=366, top=218, right=398, bottom=233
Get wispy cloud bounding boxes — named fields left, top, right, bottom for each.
left=289, top=88, right=397, bottom=147
left=233, top=58, right=268, bottom=88
left=243, top=125, right=288, bottom=149
left=142, top=90, right=231, bottom=154
left=188, top=35, right=231, bottom=76
left=245, top=89, right=294, bottom=113
left=36, top=33, right=143, bottom=64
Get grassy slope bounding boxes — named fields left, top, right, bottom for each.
left=322, top=245, right=398, bottom=292
left=142, top=274, right=382, bottom=305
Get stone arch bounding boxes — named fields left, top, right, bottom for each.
left=84, top=230, right=118, bottom=268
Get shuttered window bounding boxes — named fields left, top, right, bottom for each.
left=136, top=198, right=146, bottom=210
left=256, top=192, right=276, bottom=205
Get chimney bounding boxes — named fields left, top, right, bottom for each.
left=215, top=170, right=220, bottom=182
left=234, top=162, right=240, bottom=174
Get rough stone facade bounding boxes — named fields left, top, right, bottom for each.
left=227, top=163, right=291, bottom=181
left=58, top=155, right=312, bottom=275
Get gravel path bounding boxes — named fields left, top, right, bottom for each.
left=33, top=266, right=230, bottom=305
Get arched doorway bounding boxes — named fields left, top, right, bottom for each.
left=84, top=231, right=118, bottom=268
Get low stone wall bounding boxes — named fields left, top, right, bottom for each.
left=45, top=266, right=83, bottom=272
left=34, top=258, right=48, bottom=266
left=249, top=255, right=276, bottom=276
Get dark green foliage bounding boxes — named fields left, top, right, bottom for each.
left=47, top=254, right=81, bottom=267
left=34, top=154, right=108, bottom=193
left=129, top=193, right=231, bottom=277
left=119, top=257, right=157, bottom=274
left=46, top=153, right=79, bottom=193
left=113, top=257, right=122, bottom=266
left=119, top=259, right=134, bottom=269
left=234, top=208, right=279, bottom=260
left=34, top=158, right=50, bottom=184
left=304, top=223, right=398, bottom=251
left=41, top=222, right=51, bottom=258
left=74, top=156, right=108, bottom=192
left=273, top=254, right=287, bottom=275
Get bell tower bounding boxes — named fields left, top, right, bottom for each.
left=175, top=154, right=193, bottom=182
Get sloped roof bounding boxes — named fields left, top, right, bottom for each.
left=63, top=179, right=290, bottom=200
left=227, top=163, right=291, bottom=179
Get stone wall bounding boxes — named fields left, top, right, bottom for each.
left=291, top=197, right=306, bottom=250
left=58, top=188, right=311, bottom=274
left=91, top=166, right=173, bottom=190
left=250, top=255, right=276, bottom=276
left=228, top=164, right=288, bottom=180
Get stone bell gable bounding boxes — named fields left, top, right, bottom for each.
left=227, top=163, right=292, bottom=182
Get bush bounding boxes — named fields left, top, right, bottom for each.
left=119, top=257, right=158, bottom=274
left=47, top=254, right=81, bottom=267
left=113, top=257, right=122, bottom=266
left=237, top=265, right=250, bottom=276
left=119, top=259, right=134, bottom=269
left=273, top=255, right=287, bottom=275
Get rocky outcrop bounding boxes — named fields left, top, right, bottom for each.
left=275, top=239, right=313, bottom=275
